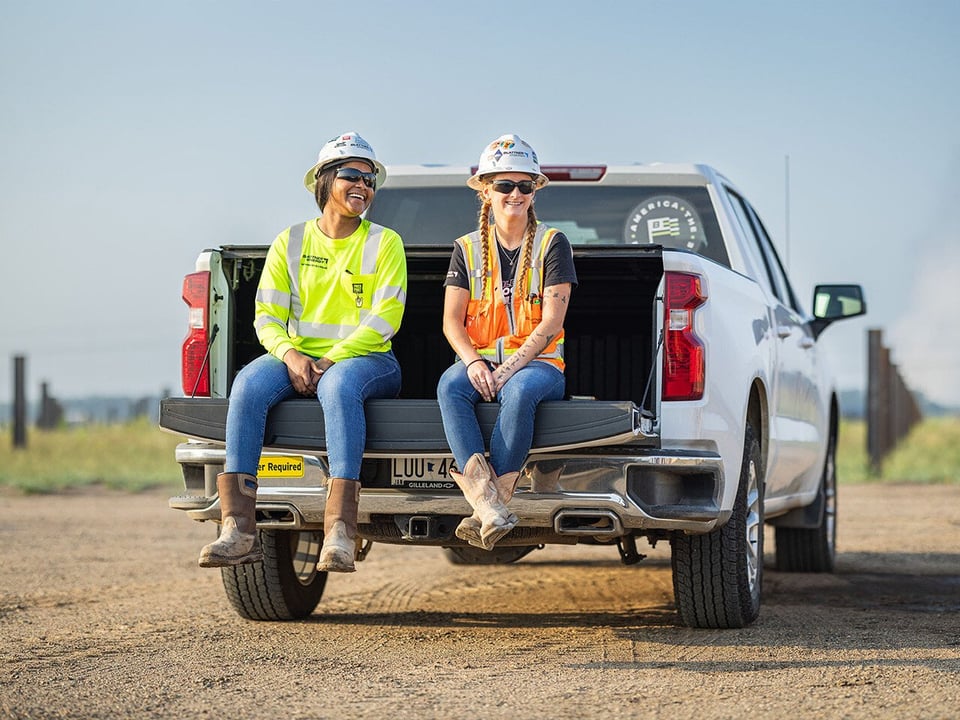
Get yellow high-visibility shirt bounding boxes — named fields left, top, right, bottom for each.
left=254, top=219, right=406, bottom=363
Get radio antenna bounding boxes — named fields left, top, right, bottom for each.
left=784, top=154, right=791, bottom=270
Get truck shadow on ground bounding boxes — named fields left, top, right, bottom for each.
left=303, top=566, right=959, bottom=676
left=309, top=552, right=959, bottom=651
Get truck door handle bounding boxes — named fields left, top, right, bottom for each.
left=799, top=337, right=815, bottom=349
left=776, top=325, right=793, bottom=339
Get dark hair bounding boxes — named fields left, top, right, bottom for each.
left=314, top=165, right=339, bottom=211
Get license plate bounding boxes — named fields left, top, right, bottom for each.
left=257, top=455, right=305, bottom=478
left=390, top=457, right=459, bottom=488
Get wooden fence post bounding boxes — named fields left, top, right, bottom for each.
left=866, top=328, right=922, bottom=475
left=12, top=355, right=27, bottom=449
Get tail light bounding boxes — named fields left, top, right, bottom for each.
left=663, top=272, right=706, bottom=401
left=181, top=271, right=211, bottom=397
left=541, top=165, right=607, bottom=181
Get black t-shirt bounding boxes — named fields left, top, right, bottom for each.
left=444, top=231, right=578, bottom=300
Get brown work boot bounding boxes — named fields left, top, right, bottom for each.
left=318, top=478, right=361, bottom=573
left=198, top=472, right=262, bottom=567
left=451, top=454, right=511, bottom=550
left=456, top=470, right=520, bottom=548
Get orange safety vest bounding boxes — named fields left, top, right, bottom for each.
left=456, top=223, right=565, bottom=371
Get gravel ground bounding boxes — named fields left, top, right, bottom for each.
left=1, top=482, right=958, bottom=719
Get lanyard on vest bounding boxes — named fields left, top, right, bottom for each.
left=462, top=223, right=556, bottom=303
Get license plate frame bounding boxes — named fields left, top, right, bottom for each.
left=390, top=457, right=460, bottom=488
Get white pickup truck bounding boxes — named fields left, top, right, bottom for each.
left=160, top=163, right=865, bottom=628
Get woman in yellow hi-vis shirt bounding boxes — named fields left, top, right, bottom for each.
left=198, top=132, right=406, bottom=573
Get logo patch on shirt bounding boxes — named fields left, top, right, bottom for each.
left=302, top=255, right=329, bottom=269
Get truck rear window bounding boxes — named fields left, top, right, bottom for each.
left=368, top=185, right=729, bottom=266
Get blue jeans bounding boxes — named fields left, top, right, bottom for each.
left=225, top=350, right=401, bottom=480
left=437, top=360, right=565, bottom=476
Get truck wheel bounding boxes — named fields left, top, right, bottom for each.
left=220, top=529, right=327, bottom=621
left=443, top=545, right=539, bottom=565
left=775, top=427, right=837, bottom=572
left=671, top=423, right=764, bottom=628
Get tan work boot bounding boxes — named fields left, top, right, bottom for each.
left=198, top=472, right=262, bottom=567
left=318, top=478, right=361, bottom=573
left=451, top=454, right=511, bottom=550
left=456, top=470, right=520, bottom=549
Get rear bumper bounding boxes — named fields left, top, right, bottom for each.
left=171, top=442, right=727, bottom=536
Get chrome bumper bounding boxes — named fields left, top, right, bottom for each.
left=171, top=442, right=726, bottom=535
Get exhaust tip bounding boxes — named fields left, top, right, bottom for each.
left=554, top=510, right=623, bottom=536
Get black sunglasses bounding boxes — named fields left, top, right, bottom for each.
left=490, top=179, right=536, bottom=195
left=334, top=167, right=377, bottom=190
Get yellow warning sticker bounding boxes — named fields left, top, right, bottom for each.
left=257, top=456, right=305, bottom=478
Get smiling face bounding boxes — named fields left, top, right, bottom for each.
left=318, top=159, right=377, bottom=217
left=481, top=172, right=536, bottom=225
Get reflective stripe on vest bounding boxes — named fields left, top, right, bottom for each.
left=284, top=221, right=385, bottom=339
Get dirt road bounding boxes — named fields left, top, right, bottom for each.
left=1, top=483, right=958, bottom=719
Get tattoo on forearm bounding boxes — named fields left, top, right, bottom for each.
left=498, top=327, right=557, bottom=378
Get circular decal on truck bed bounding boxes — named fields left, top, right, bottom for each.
left=624, top=195, right=706, bottom=252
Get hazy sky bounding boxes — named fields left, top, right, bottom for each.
left=2, top=0, right=958, bottom=407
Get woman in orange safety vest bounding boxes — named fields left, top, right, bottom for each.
left=438, top=134, right=577, bottom=551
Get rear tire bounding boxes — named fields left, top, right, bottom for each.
left=776, top=424, right=837, bottom=572
left=221, top=529, right=327, bottom=620
left=443, top=545, right=539, bottom=565
left=671, top=422, right=764, bottom=628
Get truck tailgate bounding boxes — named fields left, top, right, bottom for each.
left=159, top=397, right=651, bottom=454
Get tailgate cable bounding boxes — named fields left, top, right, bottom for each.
left=638, top=325, right=664, bottom=426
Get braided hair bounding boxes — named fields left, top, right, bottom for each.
left=516, top=205, right=538, bottom=299
left=475, top=189, right=539, bottom=300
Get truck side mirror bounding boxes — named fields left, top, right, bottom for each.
left=810, top=284, right=866, bottom=339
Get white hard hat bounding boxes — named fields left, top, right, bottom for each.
left=467, top=134, right=548, bottom=191
left=303, top=131, right=387, bottom=193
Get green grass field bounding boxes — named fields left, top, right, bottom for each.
left=1, top=416, right=957, bottom=494
left=0, top=417, right=185, bottom=494
left=838, top=416, right=960, bottom=484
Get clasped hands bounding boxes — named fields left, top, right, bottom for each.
left=283, top=349, right=332, bottom=396
left=467, top=359, right=514, bottom=402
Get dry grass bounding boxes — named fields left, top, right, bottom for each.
left=0, top=417, right=185, bottom=494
